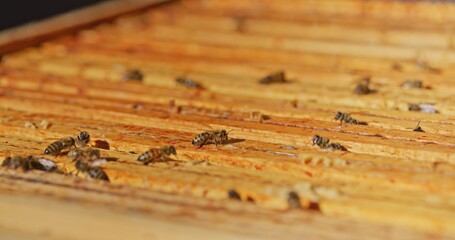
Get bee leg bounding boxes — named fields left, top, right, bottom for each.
left=338, top=119, right=343, bottom=126
left=69, top=169, right=80, bottom=177
left=61, top=167, right=70, bottom=175
left=198, top=139, right=208, bottom=148
left=306, top=139, right=312, bottom=146
left=214, top=139, right=222, bottom=148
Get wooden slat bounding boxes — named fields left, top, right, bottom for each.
left=181, top=0, right=455, bottom=25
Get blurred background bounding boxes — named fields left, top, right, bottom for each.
left=0, top=0, right=105, bottom=31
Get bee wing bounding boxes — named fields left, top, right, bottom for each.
left=418, top=104, right=437, bottom=114
left=197, top=122, right=213, bottom=130
left=89, top=159, right=107, bottom=167
left=36, top=158, right=58, bottom=171
left=42, top=137, right=61, bottom=141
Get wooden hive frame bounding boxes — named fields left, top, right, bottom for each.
left=2, top=0, right=455, bottom=239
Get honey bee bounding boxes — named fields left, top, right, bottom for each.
left=258, top=71, right=286, bottom=84
left=249, top=111, right=269, bottom=123
left=24, top=121, right=37, bottom=129
left=409, top=103, right=437, bottom=114
left=67, top=147, right=100, bottom=162
left=74, top=159, right=109, bottom=181
left=2, top=156, right=25, bottom=170
left=122, top=69, right=143, bottom=81
left=168, top=99, right=182, bottom=114
left=131, top=102, right=145, bottom=110
left=68, top=147, right=109, bottom=181
left=44, top=136, right=75, bottom=156
left=2, top=155, right=60, bottom=173
left=334, top=111, right=359, bottom=124
left=227, top=189, right=241, bottom=200
left=175, top=76, right=204, bottom=89
left=137, top=145, right=177, bottom=165
left=29, top=156, right=61, bottom=173
left=75, top=131, right=90, bottom=148
left=401, top=80, right=423, bottom=89
left=312, top=135, right=344, bottom=151
left=417, top=59, right=441, bottom=74
left=413, top=121, right=424, bottom=132
left=391, top=62, right=402, bottom=71
left=408, top=103, right=421, bottom=111
left=280, top=145, right=296, bottom=150
left=39, top=120, right=51, bottom=129
left=287, top=191, right=301, bottom=209
left=192, top=130, right=232, bottom=147
left=354, top=76, right=374, bottom=95
left=288, top=99, right=298, bottom=108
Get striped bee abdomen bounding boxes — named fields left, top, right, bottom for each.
left=44, top=140, right=65, bottom=155
left=137, top=149, right=163, bottom=165
left=137, top=151, right=151, bottom=164
left=334, top=111, right=359, bottom=124
left=191, top=132, right=213, bottom=147
left=44, top=137, right=75, bottom=155
left=88, top=167, right=109, bottom=181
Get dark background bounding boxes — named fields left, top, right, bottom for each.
left=0, top=0, right=105, bottom=31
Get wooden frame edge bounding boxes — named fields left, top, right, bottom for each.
left=0, top=0, right=172, bottom=55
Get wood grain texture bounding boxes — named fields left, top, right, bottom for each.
left=1, top=0, right=455, bottom=239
